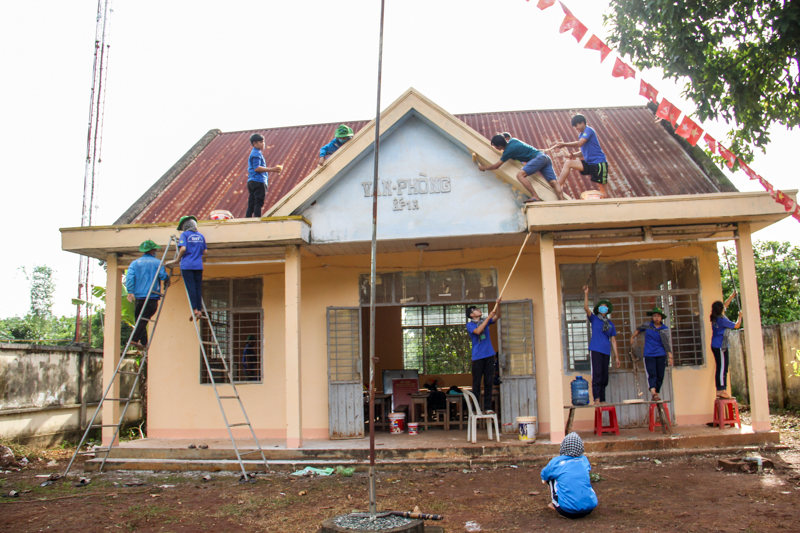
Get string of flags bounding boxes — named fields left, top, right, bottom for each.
left=529, top=0, right=800, bottom=223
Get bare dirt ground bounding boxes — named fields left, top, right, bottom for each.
left=3, top=409, right=800, bottom=533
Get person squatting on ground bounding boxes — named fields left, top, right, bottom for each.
left=541, top=432, right=598, bottom=519
left=710, top=292, right=742, bottom=399
left=466, top=298, right=502, bottom=414
left=583, top=285, right=620, bottom=404
left=630, top=307, right=673, bottom=401
left=317, top=124, right=354, bottom=167
left=478, top=133, right=565, bottom=202
left=166, top=216, right=207, bottom=320
left=551, top=114, right=610, bottom=198
left=246, top=133, right=283, bottom=218
left=125, top=239, right=170, bottom=349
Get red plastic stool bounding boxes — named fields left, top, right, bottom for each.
left=713, top=398, right=741, bottom=429
left=594, top=406, right=620, bottom=436
left=648, top=402, right=671, bottom=432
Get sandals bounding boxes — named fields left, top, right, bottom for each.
left=651, top=393, right=661, bottom=402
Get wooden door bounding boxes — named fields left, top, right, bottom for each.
left=327, top=307, right=364, bottom=439
left=498, top=300, right=537, bottom=435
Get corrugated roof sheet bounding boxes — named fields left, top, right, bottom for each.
left=129, top=107, right=729, bottom=224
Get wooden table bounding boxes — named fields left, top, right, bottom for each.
left=563, top=401, right=672, bottom=435
left=367, top=393, right=392, bottom=432
left=446, top=394, right=465, bottom=430
left=409, top=392, right=431, bottom=429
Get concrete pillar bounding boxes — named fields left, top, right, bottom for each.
left=285, top=245, right=303, bottom=448
left=102, top=253, right=123, bottom=446
left=735, top=223, right=771, bottom=431
left=538, top=232, right=566, bottom=443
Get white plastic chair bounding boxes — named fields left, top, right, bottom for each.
left=463, top=390, right=500, bottom=443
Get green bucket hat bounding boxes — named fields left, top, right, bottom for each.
left=138, top=239, right=161, bottom=253
left=177, top=215, right=198, bottom=231
left=593, top=299, right=613, bottom=315
left=334, top=124, right=354, bottom=139
left=646, top=307, right=666, bottom=318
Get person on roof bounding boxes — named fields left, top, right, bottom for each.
left=317, top=125, right=354, bottom=166
left=246, top=133, right=283, bottom=218
left=550, top=114, right=610, bottom=199
left=166, top=216, right=207, bottom=320
left=125, top=239, right=170, bottom=349
left=478, top=134, right=565, bottom=203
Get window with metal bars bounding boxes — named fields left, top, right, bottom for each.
left=401, top=304, right=486, bottom=375
left=199, top=278, right=263, bottom=384
left=560, top=259, right=703, bottom=370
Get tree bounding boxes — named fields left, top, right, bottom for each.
left=0, top=264, right=74, bottom=343
left=605, top=1, right=800, bottom=160
left=719, top=241, right=800, bottom=325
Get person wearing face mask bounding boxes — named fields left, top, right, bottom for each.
left=583, top=286, right=620, bottom=405
left=466, top=298, right=502, bottom=414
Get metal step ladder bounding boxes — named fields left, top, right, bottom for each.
left=187, top=287, right=270, bottom=480
left=64, top=235, right=180, bottom=478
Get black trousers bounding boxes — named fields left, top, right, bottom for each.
left=132, top=298, right=159, bottom=345
left=644, top=356, right=667, bottom=393
left=590, top=351, right=610, bottom=402
left=246, top=181, right=268, bottom=218
left=182, top=270, right=203, bottom=313
left=712, top=347, right=729, bottom=391
left=472, top=357, right=495, bottom=411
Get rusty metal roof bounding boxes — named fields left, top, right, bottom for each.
left=126, top=106, right=733, bottom=225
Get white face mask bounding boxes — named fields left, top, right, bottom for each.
left=471, top=316, right=482, bottom=323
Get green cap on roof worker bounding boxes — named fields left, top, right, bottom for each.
left=317, top=124, right=354, bottom=167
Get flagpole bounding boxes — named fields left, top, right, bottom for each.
left=368, top=0, right=386, bottom=520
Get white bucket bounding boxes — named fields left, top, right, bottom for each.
left=407, top=422, right=419, bottom=435
left=388, top=412, right=406, bottom=434
left=517, top=416, right=537, bottom=442
left=209, top=209, right=234, bottom=220
left=580, top=190, right=603, bottom=201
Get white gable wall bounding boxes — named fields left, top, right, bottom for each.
left=300, top=115, right=526, bottom=244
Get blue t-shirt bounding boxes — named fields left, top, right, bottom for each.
left=578, top=126, right=607, bottom=165
left=248, top=147, right=268, bottom=184
left=178, top=230, right=207, bottom=271
left=125, top=254, right=169, bottom=300
left=466, top=318, right=496, bottom=361
left=638, top=322, right=670, bottom=357
left=588, top=314, right=616, bottom=355
left=319, top=138, right=345, bottom=158
left=540, top=455, right=598, bottom=513
left=500, top=138, right=540, bottom=163
left=711, top=316, right=736, bottom=349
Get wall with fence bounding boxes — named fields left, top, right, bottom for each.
left=0, top=343, right=141, bottom=445
left=729, top=321, right=800, bottom=408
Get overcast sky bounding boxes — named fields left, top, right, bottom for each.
left=1, top=0, right=798, bottom=319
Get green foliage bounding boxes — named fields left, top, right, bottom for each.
left=719, top=241, right=800, bottom=325
left=0, top=265, right=73, bottom=344
left=605, top=1, right=800, bottom=160
left=791, top=350, right=800, bottom=377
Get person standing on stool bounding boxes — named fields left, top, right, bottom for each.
left=466, top=298, right=502, bottom=414
left=583, top=286, right=620, bottom=404
left=166, top=215, right=207, bottom=320
left=630, top=307, right=673, bottom=401
left=710, top=292, right=742, bottom=399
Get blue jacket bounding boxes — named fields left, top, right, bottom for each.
left=319, top=138, right=345, bottom=158
left=126, top=254, right=169, bottom=299
left=541, top=455, right=598, bottom=513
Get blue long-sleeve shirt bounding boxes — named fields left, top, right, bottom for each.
left=541, top=455, right=598, bottom=513
left=125, top=254, right=169, bottom=300
left=318, top=138, right=345, bottom=158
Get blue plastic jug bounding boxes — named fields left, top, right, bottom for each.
left=571, top=375, right=590, bottom=406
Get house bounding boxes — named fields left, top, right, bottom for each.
left=61, top=89, right=793, bottom=448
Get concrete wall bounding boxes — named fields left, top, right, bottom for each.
left=729, top=321, right=800, bottom=408
left=0, top=344, right=140, bottom=445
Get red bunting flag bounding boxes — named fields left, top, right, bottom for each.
left=639, top=79, right=659, bottom=103
left=675, top=116, right=703, bottom=146
left=784, top=197, right=796, bottom=213
left=718, top=145, right=735, bottom=169
left=584, top=35, right=612, bottom=63
left=559, top=2, right=588, bottom=42
left=536, top=0, right=556, bottom=9
left=611, top=58, right=636, bottom=79
left=703, top=133, right=717, bottom=154
left=655, top=98, right=681, bottom=125
left=758, top=176, right=775, bottom=197
left=737, top=159, right=759, bottom=180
